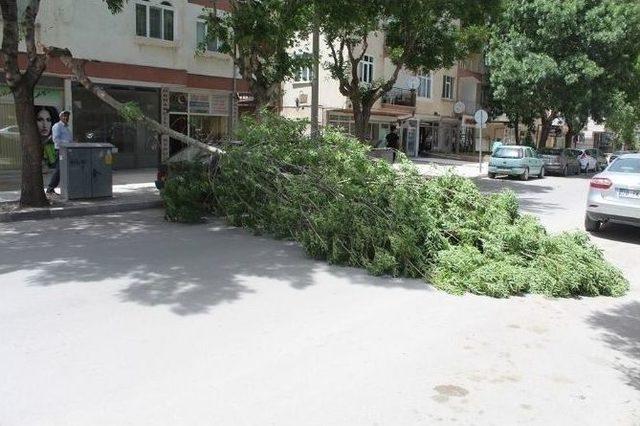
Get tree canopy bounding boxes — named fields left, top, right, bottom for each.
left=318, top=0, right=499, bottom=141
left=206, top=0, right=313, bottom=109
left=487, top=0, right=640, bottom=147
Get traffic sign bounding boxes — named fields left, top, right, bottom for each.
left=474, top=109, right=488, bottom=125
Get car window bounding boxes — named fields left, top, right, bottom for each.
left=607, top=157, right=640, bottom=173
left=493, top=147, right=523, bottom=159
left=539, top=148, right=562, bottom=155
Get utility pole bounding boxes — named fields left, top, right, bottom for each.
left=310, top=12, right=320, bottom=137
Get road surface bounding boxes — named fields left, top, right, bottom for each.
left=1, top=170, right=639, bottom=425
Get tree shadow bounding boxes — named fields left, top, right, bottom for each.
left=469, top=176, right=563, bottom=215
left=587, top=301, right=640, bottom=391
left=0, top=210, right=428, bottom=316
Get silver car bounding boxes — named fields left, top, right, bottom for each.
left=585, top=154, right=640, bottom=231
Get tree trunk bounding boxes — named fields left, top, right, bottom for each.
left=15, top=84, right=48, bottom=207
left=352, top=100, right=373, bottom=144
left=514, top=118, right=521, bottom=145
left=564, top=122, right=574, bottom=149
left=538, top=119, right=552, bottom=149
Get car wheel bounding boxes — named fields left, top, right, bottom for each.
left=584, top=214, right=601, bottom=232
left=562, top=165, right=569, bottom=177
left=488, top=172, right=496, bottom=179
left=520, top=167, right=529, bottom=181
left=538, top=166, right=545, bottom=179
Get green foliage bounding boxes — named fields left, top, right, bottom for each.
left=120, top=102, right=144, bottom=122
left=606, top=91, right=640, bottom=150
left=488, top=0, right=640, bottom=135
left=206, top=0, right=312, bottom=108
left=318, top=0, right=498, bottom=140
left=162, top=162, right=214, bottom=223
left=203, top=114, right=628, bottom=298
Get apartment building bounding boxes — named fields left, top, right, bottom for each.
left=281, top=36, right=490, bottom=156
left=0, top=0, right=244, bottom=171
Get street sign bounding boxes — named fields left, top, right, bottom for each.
left=474, top=109, right=488, bottom=173
left=474, top=109, right=488, bottom=125
left=453, top=101, right=466, bottom=114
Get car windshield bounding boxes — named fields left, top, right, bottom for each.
left=539, top=149, right=562, bottom=155
left=608, top=158, right=640, bottom=173
left=493, top=147, right=523, bottom=159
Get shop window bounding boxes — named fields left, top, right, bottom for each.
left=136, top=0, right=174, bottom=41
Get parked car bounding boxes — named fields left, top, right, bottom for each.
left=538, top=148, right=580, bottom=176
left=155, top=145, right=218, bottom=190
left=609, top=150, right=639, bottom=164
left=585, top=153, right=640, bottom=232
left=488, top=145, right=545, bottom=180
left=585, top=148, right=608, bottom=171
left=571, top=149, right=598, bottom=173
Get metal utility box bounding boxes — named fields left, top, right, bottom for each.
left=59, top=143, right=115, bottom=200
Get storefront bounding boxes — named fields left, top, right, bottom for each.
left=72, top=83, right=160, bottom=170
left=326, top=112, right=395, bottom=147
left=0, top=76, right=65, bottom=171
left=167, top=91, right=231, bottom=156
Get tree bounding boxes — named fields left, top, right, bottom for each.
left=318, top=0, right=498, bottom=141
left=206, top=0, right=312, bottom=110
left=0, top=0, right=125, bottom=207
left=606, top=91, right=640, bottom=150
left=488, top=0, right=640, bottom=149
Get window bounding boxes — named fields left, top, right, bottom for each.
left=294, top=66, right=312, bottom=82
left=358, top=55, right=374, bottom=84
left=418, top=73, right=432, bottom=98
left=442, top=75, right=454, bottom=100
left=136, top=1, right=174, bottom=41
left=196, top=21, right=220, bottom=52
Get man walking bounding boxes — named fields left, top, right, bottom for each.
left=47, top=110, right=72, bottom=194
left=386, top=125, right=400, bottom=162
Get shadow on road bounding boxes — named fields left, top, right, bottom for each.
left=590, top=223, right=640, bottom=245
left=470, top=176, right=564, bottom=215
left=588, top=301, right=640, bottom=391
left=0, top=211, right=427, bottom=315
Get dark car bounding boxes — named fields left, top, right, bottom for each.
left=539, top=148, right=581, bottom=176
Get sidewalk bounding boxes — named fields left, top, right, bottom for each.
left=0, top=168, right=162, bottom=222
left=411, top=157, right=489, bottom=178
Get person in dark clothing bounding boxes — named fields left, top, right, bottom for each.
left=386, top=125, right=400, bottom=162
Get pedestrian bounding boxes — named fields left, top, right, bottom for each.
left=386, top=125, right=400, bottom=162
left=46, top=110, right=72, bottom=195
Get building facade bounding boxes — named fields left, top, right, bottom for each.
left=281, top=36, right=490, bottom=157
left=0, top=0, right=245, bottom=171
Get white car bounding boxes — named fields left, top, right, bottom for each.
left=585, top=153, right=640, bottom=231
left=573, top=149, right=598, bottom=173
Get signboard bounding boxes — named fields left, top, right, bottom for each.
left=474, top=109, right=488, bottom=128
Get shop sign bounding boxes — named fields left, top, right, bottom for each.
left=189, top=94, right=210, bottom=114
left=211, top=95, right=229, bottom=115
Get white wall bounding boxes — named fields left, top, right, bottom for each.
left=36, top=0, right=234, bottom=79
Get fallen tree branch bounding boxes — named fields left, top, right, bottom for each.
left=45, top=46, right=224, bottom=156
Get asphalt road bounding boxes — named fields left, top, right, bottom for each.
left=1, top=169, right=639, bottom=425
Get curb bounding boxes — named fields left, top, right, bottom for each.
left=0, top=199, right=163, bottom=223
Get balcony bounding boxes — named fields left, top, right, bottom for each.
left=382, top=87, right=416, bottom=108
